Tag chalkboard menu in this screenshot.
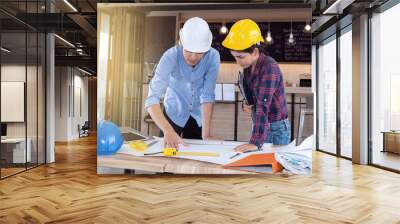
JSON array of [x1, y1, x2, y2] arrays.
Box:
[[208, 22, 311, 62]]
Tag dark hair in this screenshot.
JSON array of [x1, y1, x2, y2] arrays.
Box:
[[239, 42, 269, 56]]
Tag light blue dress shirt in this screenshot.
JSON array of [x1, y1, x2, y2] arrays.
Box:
[[145, 45, 220, 127]]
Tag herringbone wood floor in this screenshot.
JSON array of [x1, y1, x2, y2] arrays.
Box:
[[1, 135, 400, 224]]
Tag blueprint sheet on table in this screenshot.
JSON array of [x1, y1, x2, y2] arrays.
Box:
[[117, 136, 313, 168]]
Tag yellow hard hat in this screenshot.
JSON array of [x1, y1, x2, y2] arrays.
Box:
[[222, 19, 264, 51]]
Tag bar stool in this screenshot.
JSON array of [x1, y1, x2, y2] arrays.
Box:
[[296, 96, 314, 146], [143, 114, 155, 136]]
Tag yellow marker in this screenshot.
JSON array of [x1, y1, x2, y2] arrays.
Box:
[[163, 148, 219, 157], [128, 140, 148, 151]]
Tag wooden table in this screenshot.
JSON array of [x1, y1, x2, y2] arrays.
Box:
[[98, 154, 253, 174], [381, 131, 400, 154], [1, 138, 32, 164]]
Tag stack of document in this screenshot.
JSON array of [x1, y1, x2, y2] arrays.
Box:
[[274, 149, 312, 175]]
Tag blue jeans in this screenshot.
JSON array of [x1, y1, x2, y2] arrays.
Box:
[[266, 118, 291, 145]]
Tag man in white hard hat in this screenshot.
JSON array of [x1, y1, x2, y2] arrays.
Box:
[[145, 17, 220, 148]]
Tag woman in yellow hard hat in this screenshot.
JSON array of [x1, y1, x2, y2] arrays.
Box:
[[222, 19, 290, 152]]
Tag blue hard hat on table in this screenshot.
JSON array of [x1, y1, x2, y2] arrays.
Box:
[[97, 120, 123, 156]]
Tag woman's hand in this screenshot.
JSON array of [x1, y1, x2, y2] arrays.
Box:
[[242, 103, 253, 115], [234, 143, 258, 152]]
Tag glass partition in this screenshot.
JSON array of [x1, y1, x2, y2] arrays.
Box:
[[317, 35, 337, 155], [339, 27, 352, 158], [1, 30, 28, 178], [0, 1, 46, 179], [370, 3, 400, 171]]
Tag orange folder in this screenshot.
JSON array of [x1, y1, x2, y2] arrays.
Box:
[[223, 153, 283, 173]]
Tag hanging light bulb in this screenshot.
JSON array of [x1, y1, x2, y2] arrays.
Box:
[[265, 22, 273, 44], [304, 22, 311, 32], [288, 20, 296, 46], [266, 31, 273, 43], [220, 23, 228, 35], [288, 33, 295, 44]]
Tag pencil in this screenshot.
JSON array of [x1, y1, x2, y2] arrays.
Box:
[[229, 153, 241, 159]]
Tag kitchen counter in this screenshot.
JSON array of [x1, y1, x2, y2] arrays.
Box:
[[285, 87, 313, 94], [285, 87, 313, 141]]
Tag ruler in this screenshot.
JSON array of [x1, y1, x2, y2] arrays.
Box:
[[145, 148, 219, 157], [174, 151, 219, 157]]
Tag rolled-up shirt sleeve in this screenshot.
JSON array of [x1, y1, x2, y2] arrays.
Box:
[[145, 51, 175, 109], [200, 50, 220, 104]]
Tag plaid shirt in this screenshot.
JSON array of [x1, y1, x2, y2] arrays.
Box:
[[243, 53, 288, 148]]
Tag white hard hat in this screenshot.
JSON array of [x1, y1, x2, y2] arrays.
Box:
[[179, 17, 212, 53]]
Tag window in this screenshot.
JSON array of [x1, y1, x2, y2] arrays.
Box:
[[317, 36, 337, 154], [0, 2, 46, 179], [370, 3, 400, 171], [339, 27, 352, 158]]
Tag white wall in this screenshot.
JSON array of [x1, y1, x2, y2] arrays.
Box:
[[1, 64, 26, 81], [55, 67, 68, 141], [1, 82, 25, 122], [1, 65, 32, 137], [72, 73, 89, 138], [55, 67, 89, 141]]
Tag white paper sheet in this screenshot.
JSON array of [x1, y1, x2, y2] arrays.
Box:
[[117, 136, 314, 168], [275, 149, 312, 174], [117, 137, 240, 165]]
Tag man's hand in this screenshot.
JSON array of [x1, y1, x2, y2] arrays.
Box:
[[242, 103, 253, 115], [234, 143, 258, 152], [147, 104, 186, 149], [163, 128, 184, 149]]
